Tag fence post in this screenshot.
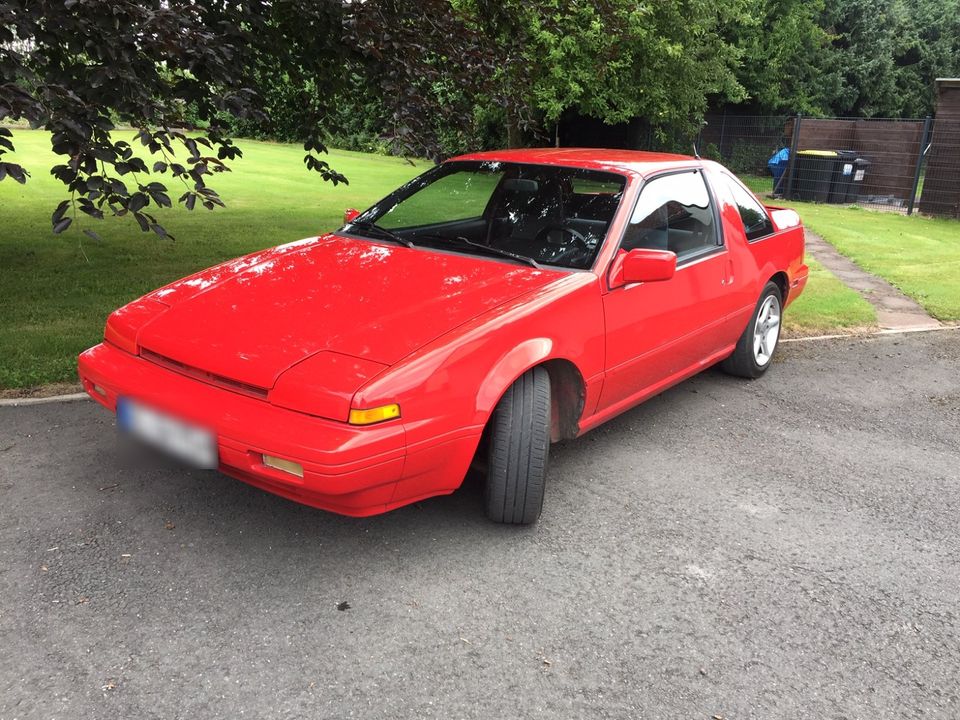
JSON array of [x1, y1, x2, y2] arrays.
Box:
[[784, 113, 802, 199], [907, 115, 933, 215], [718, 109, 727, 159]]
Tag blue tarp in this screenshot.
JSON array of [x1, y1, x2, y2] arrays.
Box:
[[768, 148, 790, 183]]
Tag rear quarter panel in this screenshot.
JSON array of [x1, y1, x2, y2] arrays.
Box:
[[704, 165, 807, 318], [763, 208, 808, 307]]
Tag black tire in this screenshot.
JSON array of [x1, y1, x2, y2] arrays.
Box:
[[721, 281, 783, 379], [484, 366, 551, 525]]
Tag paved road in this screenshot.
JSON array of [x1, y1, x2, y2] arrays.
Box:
[[2, 331, 959, 719]]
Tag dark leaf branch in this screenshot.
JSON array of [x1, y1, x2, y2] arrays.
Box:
[[0, 124, 28, 183], [1, 0, 350, 239], [2, 0, 512, 238], [40, 121, 248, 238], [344, 0, 498, 162]]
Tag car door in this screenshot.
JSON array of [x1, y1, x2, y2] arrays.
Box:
[[597, 169, 733, 413]]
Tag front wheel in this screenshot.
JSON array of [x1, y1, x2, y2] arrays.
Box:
[[484, 367, 551, 525], [721, 282, 783, 379]]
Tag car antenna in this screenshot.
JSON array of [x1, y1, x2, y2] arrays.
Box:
[[692, 119, 706, 160]]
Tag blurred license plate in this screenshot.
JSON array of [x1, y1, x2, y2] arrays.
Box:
[[116, 397, 218, 469]]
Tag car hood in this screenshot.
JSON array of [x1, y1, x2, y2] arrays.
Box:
[[137, 234, 562, 389]]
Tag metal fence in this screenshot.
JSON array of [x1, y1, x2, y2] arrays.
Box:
[[558, 111, 960, 217], [688, 114, 960, 217]]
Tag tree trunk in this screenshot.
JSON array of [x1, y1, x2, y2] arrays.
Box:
[[506, 112, 523, 148]]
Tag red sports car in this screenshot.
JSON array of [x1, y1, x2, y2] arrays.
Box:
[[79, 149, 807, 523]]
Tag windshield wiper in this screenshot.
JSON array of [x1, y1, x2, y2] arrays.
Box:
[[346, 220, 414, 248], [415, 233, 541, 269]]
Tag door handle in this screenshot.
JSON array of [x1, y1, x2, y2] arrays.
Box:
[[722, 258, 735, 286]]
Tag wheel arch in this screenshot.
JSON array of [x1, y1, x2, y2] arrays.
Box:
[[477, 339, 587, 443], [769, 270, 789, 304], [540, 358, 586, 442]]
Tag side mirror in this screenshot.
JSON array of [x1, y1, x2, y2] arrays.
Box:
[[611, 248, 677, 287], [343, 208, 360, 224]]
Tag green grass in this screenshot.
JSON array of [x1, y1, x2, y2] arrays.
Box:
[[0, 129, 430, 388], [742, 172, 960, 322], [739, 173, 777, 196], [782, 204, 960, 321], [783, 256, 876, 333]]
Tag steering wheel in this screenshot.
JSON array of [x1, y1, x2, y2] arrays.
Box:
[[534, 224, 590, 251]]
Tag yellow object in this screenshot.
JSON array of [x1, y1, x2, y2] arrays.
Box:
[[348, 403, 401, 425], [262, 454, 304, 478], [798, 150, 839, 157]]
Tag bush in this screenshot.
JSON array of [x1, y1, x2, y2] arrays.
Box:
[[727, 141, 777, 175]]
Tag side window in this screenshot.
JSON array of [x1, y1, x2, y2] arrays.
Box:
[[720, 174, 774, 241], [620, 171, 718, 261]]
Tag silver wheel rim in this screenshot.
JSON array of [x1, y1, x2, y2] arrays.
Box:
[[753, 295, 781, 367]]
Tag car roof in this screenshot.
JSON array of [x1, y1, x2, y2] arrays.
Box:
[[448, 147, 703, 178]]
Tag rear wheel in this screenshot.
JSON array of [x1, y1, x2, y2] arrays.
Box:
[[484, 367, 551, 525], [721, 282, 783, 379]]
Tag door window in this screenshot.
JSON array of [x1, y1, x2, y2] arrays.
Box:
[[620, 171, 719, 262]]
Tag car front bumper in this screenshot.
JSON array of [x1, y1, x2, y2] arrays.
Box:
[[78, 342, 418, 516]]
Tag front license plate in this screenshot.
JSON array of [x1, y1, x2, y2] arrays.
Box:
[[117, 397, 218, 469]]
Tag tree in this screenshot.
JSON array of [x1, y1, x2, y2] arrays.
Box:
[[466, 0, 748, 145], [815, 0, 959, 117], [725, 0, 839, 116], [819, 0, 912, 117], [891, 0, 960, 116], [0, 0, 494, 239]]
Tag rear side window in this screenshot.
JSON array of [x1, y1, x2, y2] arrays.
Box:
[[620, 170, 719, 262], [719, 174, 774, 241]]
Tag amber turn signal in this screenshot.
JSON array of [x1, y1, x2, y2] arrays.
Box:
[[348, 404, 400, 425]]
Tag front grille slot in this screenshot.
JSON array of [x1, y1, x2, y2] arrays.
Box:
[[141, 349, 269, 400]]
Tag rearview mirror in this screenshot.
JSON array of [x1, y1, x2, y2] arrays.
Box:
[[343, 208, 360, 224], [612, 248, 677, 287], [502, 178, 539, 193]]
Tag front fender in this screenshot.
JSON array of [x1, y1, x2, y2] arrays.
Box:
[[355, 272, 604, 450], [476, 338, 554, 417]]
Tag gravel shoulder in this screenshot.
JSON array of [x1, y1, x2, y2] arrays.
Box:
[[2, 331, 959, 719]]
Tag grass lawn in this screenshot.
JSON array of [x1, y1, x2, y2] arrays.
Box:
[[783, 256, 876, 334], [787, 204, 960, 322], [743, 173, 960, 323], [0, 130, 431, 388], [0, 134, 884, 389]]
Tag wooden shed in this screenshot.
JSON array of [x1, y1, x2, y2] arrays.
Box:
[[919, 79, 960, 218]]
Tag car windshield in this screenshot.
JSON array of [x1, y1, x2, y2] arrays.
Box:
[[344, 161, 627, 270]]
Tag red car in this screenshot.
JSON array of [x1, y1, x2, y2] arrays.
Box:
[[79, 149, 807, 524]]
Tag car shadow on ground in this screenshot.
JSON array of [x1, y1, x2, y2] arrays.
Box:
[[88, 365, 747, 565]]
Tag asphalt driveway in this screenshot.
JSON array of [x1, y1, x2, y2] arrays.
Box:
[[2, 331, 959, 719]]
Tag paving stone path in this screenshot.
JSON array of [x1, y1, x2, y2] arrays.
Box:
[[804, 229, 942, 331]]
